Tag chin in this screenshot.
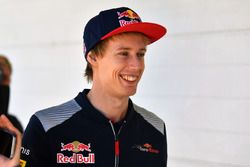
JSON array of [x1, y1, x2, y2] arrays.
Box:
[[124, 88, 137, 97]]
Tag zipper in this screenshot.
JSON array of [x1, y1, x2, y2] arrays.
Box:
[[109, 120, 126, 167]]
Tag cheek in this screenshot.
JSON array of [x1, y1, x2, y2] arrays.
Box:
[[98, 61, 120, 81]]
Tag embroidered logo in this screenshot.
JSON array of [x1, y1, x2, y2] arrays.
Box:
[[133, 143, 160, 154], [57, 141, 95, 164], [117, 9, 141, 27]]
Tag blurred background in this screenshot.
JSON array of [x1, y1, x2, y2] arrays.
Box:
[[0, 0, 250, 166]]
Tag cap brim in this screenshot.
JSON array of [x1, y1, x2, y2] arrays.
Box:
[[101, 22, 167, 44]]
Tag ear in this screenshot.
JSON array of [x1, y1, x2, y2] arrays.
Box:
[[86, 51, 97, 66]]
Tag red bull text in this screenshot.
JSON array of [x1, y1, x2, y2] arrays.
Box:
[[57, 153, 95, 164], [119, 19, 140, 27], [57, 141, 95, 164]]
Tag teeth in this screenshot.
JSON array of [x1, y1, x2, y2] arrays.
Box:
[[121, 75, 137, 81]]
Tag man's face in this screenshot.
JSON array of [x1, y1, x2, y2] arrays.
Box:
[[93, 33, 149, 98]]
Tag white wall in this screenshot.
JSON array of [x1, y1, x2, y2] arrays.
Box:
[[1, 0, 250, 167]]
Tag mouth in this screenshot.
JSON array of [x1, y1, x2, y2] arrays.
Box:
[[120, 74, 138, 82]]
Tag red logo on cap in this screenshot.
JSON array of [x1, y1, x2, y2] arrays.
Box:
[[117, 10, 140, 20], [117, 10, 141, 27]]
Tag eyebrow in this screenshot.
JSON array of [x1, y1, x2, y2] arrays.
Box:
[[117, 47, 147, 52]]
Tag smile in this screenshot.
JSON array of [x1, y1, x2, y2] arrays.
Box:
[[120, 74, 138, 82]]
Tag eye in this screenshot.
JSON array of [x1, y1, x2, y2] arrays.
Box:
[[118, 51, 129, 57], [137, 52, 145, 58]]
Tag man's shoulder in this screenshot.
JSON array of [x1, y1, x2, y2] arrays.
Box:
[[133, 103, 165, 135], [34, 99, 82, 132]]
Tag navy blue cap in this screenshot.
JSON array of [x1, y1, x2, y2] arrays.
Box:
[[83, 7, 167, 58]]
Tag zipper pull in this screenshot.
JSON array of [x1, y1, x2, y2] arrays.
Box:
[[115, 140, 120, 156]]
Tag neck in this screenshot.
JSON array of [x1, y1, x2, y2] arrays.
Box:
[[87, 86, 129, 123]]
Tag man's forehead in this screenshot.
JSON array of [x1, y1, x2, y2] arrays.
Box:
[[111, 32, 149, 40], [107, 32, 150, 46]]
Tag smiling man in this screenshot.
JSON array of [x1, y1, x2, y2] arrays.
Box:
[[21, 7, 167, 167]]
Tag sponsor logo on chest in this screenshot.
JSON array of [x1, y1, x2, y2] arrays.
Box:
[[132, 143, 160, 154], [57, 141, 95, 164]]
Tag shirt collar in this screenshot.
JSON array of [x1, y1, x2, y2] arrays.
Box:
[[74, 89, 135, 125]]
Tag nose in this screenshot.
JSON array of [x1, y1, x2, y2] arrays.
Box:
[[128, 55, 144, 71]]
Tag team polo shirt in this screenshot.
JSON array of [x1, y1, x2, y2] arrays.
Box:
[[20, 89, 167, 167]]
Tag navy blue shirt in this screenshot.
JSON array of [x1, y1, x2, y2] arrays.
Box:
[[20, 89, 167, 167]]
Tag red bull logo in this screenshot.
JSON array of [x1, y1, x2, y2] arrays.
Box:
[[58, 141, 95, 164], [117, 10, 140, 20], [117, 10, 141, 27], [61, 141, 91, 152]]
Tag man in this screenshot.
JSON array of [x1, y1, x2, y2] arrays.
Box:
[[0, 55, 23, 133], [21, 7, 167, 167]]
